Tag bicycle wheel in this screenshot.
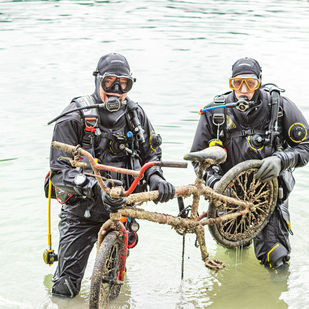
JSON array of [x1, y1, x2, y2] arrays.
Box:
[[208, 160, 278, 248], [89, 231, 122, 309]]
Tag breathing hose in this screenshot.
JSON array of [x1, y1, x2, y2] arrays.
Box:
[[43, 172, 58, 266], [47, 177, 52, 250]]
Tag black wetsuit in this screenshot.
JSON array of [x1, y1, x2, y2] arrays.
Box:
[[50, 94, 164, 297], [191, 89, 309, 267]]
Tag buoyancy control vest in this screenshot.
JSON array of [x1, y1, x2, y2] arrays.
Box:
[[73, 95, 152, 155], [208, 85, 296, 202], [72, 95, 159, 192], [74, 95, 100, 154], [209, 85, 285, 154]]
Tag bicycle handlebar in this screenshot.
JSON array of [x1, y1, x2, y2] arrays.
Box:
[[159, 161, 188, 168], [51, 141, 188, 196]]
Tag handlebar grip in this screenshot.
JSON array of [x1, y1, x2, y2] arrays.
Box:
[[51, 141, 78, 154], [159, 161, 188, 168]]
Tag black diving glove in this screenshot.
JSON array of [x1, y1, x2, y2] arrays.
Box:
[[93, 180, 125, 213], [149, 174, 175, 204], [255, 156, 282, 182]]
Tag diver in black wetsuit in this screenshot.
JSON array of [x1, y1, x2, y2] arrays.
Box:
[[191, 57, 309, 268], [49, 53, 175, 297]]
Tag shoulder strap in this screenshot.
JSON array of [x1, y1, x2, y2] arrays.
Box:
[[262, 85, 284, 149], [125, 98, 145, 145], [210, 93, 228, 142], [212, 94, 226, 124], [73, 95, 98, 117], [71, 96, 101, 152]]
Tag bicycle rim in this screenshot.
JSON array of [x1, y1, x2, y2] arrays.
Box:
[[89, 231, 122, 309], [208, 160, 278, 248]]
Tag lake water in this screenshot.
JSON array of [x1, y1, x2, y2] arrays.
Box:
[[1, 0, 309, 308]]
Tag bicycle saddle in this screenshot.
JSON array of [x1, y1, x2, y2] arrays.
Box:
[[183, 146, 227, 165]]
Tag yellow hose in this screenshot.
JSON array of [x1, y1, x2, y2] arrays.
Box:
[[47, 173, 52, 250]]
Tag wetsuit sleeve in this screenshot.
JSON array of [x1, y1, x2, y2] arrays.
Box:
[[190, 103, 218, 175], [273, 97, 309, 170], [50, 103, 97, 196], [191, 106, 217, 151], [135, 105, 165, 182]]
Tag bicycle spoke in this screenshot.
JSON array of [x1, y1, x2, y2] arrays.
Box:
[[235, 176, 247, 200], [255, 203, 269, 214], [222, 218, 236, 234], [210, 165, 277, 244]]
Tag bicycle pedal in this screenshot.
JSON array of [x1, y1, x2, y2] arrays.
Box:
[[102, 278, 115, 284]]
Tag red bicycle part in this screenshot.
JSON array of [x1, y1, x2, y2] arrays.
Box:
[[117, 221, 128, 282]]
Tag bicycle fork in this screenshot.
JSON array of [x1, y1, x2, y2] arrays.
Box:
[[191, 190, 226, 272], [195, 221, 226, 271], [116, 220, 128, 284]]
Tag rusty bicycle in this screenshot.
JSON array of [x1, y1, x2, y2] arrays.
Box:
[[51, 141, 278, 308]]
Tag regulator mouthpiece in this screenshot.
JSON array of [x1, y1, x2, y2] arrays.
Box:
[[236, 96, 255, 112], [103, 96, 126, 112]]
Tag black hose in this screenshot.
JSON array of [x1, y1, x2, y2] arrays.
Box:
[[47, 104, 103, 125]]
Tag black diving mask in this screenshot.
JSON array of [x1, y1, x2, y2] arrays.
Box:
[[98, 73, 134, 94]]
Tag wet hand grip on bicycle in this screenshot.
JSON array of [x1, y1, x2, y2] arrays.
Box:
[[149, 174, 175, 204], [93, 180, 125, 213]]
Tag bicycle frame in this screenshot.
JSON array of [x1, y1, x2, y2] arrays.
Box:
[[50, 140, 280, 309], [52, 141, 256, 271]]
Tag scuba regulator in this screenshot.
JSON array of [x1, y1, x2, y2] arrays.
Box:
[[199, 84, 288, 151], [102, 96, 126, 113]]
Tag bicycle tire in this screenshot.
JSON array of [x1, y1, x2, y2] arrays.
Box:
[[89, 231, 122, 308], [208, 160, 278, 248]]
